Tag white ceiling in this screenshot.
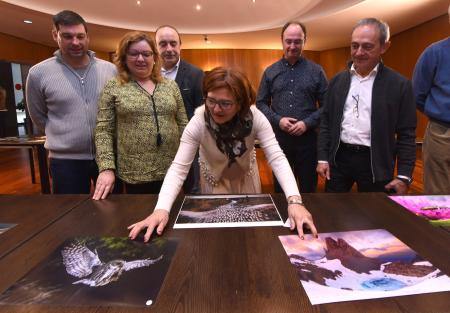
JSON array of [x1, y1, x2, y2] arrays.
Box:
[[0, 0, 448, 52]]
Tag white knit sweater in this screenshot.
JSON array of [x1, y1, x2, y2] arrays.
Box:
[[155, 105, 301, 212]]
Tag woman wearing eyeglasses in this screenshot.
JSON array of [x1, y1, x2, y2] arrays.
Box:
[[93, 31, 188, 199], [128, 67, 317, 241]]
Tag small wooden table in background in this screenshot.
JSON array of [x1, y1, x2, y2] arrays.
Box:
[[0, 136, 49, 193]]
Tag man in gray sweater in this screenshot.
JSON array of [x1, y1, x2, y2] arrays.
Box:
[[26, 10, 116, 194]]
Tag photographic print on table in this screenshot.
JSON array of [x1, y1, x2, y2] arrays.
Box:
[[0, 236, 178, 307], [389, 195, 450, 226], [279, 229, 450, 305], [0, 223, 16, 235], [174, 194, 283, 229]]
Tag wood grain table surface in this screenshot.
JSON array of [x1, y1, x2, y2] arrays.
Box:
[[0, 193, 448, 313], [0, 195, 89, 260]]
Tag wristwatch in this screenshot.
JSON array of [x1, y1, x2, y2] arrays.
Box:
[[288, 198, 304, 206], [396, 176, 412, 185]]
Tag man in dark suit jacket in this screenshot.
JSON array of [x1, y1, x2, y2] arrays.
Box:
[[155, 25, 204, 119], [156, 25, 204, 193]]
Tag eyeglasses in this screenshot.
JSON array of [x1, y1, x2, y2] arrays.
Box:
[[127, 50, 154, 58], [352, 94, 359, 118], [204, 97, 234, 110]]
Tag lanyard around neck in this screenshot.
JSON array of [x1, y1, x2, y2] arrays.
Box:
[[136, 81, 162, 147]]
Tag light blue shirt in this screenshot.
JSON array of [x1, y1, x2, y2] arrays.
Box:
[[161, 58, 180, 81]]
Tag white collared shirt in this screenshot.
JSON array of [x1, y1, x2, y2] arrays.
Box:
[[340, 64, 379, 147], [161, 58, 180, 80]]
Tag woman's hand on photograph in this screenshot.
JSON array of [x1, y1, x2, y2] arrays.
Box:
[[288, 204, 318, 239], [127, 209, 169, 242], [92, 169, 115, 200]]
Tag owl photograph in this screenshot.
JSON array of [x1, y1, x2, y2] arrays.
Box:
[[0, 236, 178, 307]]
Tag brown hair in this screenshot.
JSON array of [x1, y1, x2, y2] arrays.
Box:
[[53, 10, 87, 33], [203, 67, 255, 117], [114, 31, 162, 84], [281, 21, 307, 41]]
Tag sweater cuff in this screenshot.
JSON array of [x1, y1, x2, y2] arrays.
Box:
[[97, 160, 116, 172]]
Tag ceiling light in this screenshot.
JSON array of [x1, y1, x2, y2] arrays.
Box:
[[252, 0, 256, 3], [195, 4, 201, 10], [23, 20, 32, 24], [136, 0, 142, 6]]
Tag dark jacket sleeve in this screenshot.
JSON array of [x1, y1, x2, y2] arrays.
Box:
[[176, 61, 204, 119], [395, 79, 417, 178], [191, 67, 204, 111], [317, 76, 335, 162]]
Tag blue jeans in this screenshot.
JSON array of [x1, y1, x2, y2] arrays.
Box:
[[49, 158, 98, 194]]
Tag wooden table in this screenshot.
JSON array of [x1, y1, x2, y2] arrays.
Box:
[[0, 193, 448, 312], [0, 195, 89, 260], [0, 136, 50, 193]]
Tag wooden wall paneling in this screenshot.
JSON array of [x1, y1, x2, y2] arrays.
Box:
[[319, 47, 350, 79], [181, 49, 321, 92], [384, 14, 450, 78], [0, 33, 54, 65], [0, 33, 111, 64], [182, 49, 277, 90], [92, 50, 112, 61]]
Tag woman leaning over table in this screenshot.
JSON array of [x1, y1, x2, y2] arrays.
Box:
[[128, 67, 317, 241], [93, 31, 188, 199]]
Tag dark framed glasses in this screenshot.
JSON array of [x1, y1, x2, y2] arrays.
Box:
[[352, 94, 359, 118], [127, 50, 154, 59], [204, 97, 234, 110]]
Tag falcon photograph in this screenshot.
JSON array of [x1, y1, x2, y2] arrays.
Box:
[[0, 236, 178, 307], [174, 194, 283, 229]]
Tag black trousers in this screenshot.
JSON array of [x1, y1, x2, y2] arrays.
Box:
[[121, 180, 164, 194], [325, 144, 390, 192], [274, 131, 318, 193], [49, 158, 98, 194]]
